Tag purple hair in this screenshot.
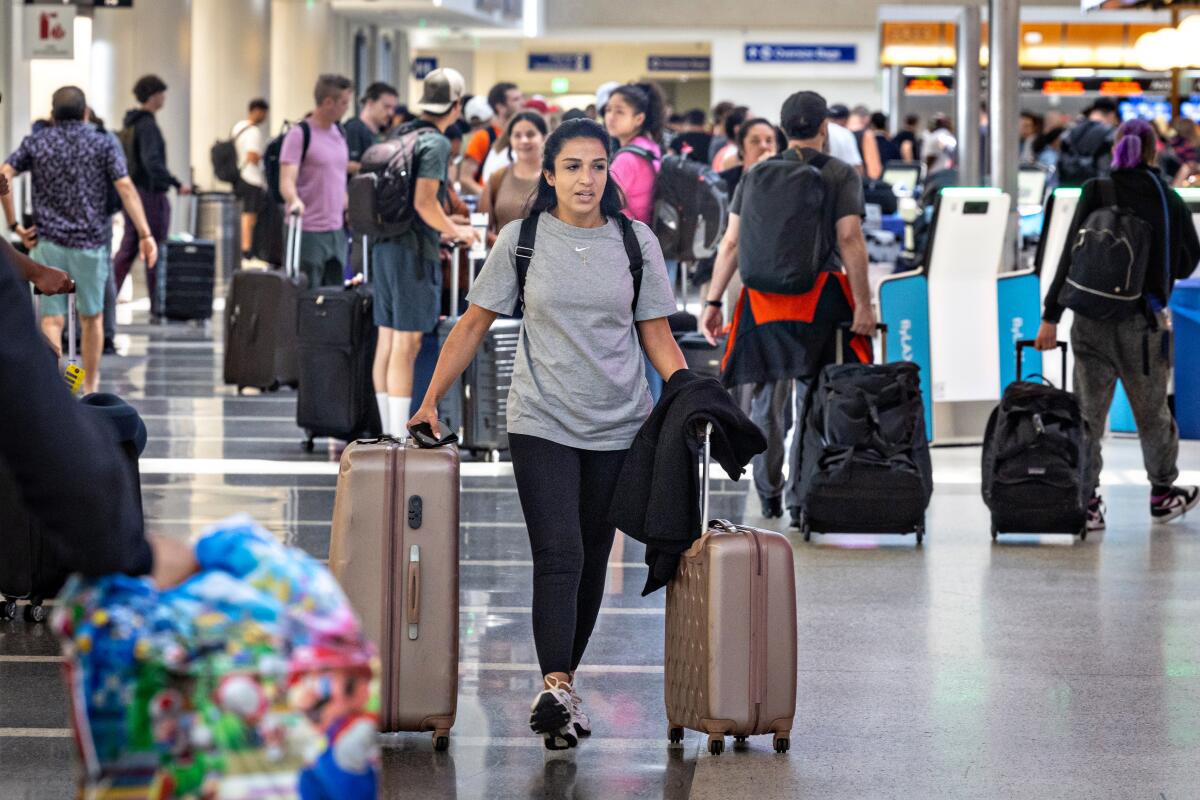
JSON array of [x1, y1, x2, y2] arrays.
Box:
[[1111, 118, 1156, 170]]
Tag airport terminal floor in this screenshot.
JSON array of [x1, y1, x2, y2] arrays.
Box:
[[2, 307, 1200, 799]]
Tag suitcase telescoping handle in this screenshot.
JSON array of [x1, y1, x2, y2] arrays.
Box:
[[33, 286, 83, 392], [1016, 339, 1069, 390], [361, 234, 370, 284], [836, 321, 889, 365], [284, 211, 302, 279], [700, 421, 712, 537]]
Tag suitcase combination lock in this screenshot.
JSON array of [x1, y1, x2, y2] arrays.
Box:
[[407, 495, 423, 529]]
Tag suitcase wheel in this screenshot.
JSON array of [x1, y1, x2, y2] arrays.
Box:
[[734, 735, 748, 746], [301, 435, 315, 453], [915, 523, 925, 546], [991, 524, 999, 542], [1079, 526, 1088, 542], [773, 734, 790, 754], [24, 603, 47, 624], [668, 726, 684, 745], [799, 512, 812, 542], [707, 736, 724, 756], [0, 599, 17, 621], [434, 735, 450, 752]]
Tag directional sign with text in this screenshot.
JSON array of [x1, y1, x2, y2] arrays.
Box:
[[412, 57, 438, 79], [647, 55, 711, 73], [744, 44, 857, 64], [528, 52, 591, 72]]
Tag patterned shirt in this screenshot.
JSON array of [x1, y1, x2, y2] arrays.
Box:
[[6, 121, 127, 250]]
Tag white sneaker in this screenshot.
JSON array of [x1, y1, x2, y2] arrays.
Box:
[[529, 676, 577, 750], [568, 682, 591, 738]]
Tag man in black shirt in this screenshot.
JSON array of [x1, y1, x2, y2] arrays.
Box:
[[668, 109, 713, 164], [346, 82, 399, 175]]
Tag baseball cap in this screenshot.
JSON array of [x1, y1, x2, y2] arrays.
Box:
[[780, 91, 831, 139], [827, 103, 850, 120], [417, 68, 466, 115], [463, 95, 494, 124]]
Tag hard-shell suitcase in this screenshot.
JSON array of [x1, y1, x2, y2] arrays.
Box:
[[665, 424, 797, 756], [982, 340, 1092, 540], [156, 240, 216, 321], [224, 213, 306, 391], [795, 323, 933, 543], [438, 247, 519, 457], [674, 332, 724, 380], [296, 234, 380, 449], [328, 435, 459, 748]]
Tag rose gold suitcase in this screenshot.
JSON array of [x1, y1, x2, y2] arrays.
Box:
[[665, 425, 797, 755], [329, 436, 460, 750]]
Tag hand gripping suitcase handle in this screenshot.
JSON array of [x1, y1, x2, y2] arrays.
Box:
[[407, 544, 421, 640], [1016, 339, 1068, 390], [836, 321, 889, 365]]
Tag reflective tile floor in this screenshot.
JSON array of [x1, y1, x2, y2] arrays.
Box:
[[3, 314, 1200, 800]]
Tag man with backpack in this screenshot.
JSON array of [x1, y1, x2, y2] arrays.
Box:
[[346, 82, 399, 176], [370, 68, 478, 438], [700, 90, 876, 525], [2, 86, 158, 394], [226, 98, 269, 258], [1057, 99, 1119, 188], [460, 82, 524, 197], [114, 75, 190, 319], [279, 74, 353, 288]]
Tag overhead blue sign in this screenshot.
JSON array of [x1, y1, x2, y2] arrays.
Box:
[[744, 44, 857, 64], [412, 57, 438, 79], [647, 55, 711, 73], [528, 52, 591, 72]]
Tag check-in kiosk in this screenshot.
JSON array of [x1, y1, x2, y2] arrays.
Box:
[[878, 188, 1017, 443], [883, 161, 922, 201], [1018, 165, 1051, 245]]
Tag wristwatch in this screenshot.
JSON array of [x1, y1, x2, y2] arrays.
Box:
[[705, 299, 722, 309]]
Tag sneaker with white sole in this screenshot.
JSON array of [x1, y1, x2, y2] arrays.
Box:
[[529, 677, 577, 750], [1151, 485, 1200, 524], [567, 682, 591, 738], [1087, 494, 1106, 532]]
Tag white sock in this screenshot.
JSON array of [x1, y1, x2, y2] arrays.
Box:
[[375, 393, 390, 434], [388, 396, 411, 438]]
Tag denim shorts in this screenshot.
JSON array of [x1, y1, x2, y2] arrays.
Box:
[[372, 238, 441, 332], [32, 240, 110, 317]]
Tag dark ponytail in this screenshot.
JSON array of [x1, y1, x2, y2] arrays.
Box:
[[610, 82, 666, 144], [530, 118, 627, 219]]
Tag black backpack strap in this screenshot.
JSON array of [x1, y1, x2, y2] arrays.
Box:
[[299, 120, 311, 164], [513, 212, 540, 315], [1096, 178, 1117, 208], [616, 144, 657, 166], [617, 215, 644, 314], [806, 152, 832, 171]]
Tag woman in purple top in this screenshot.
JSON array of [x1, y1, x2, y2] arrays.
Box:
[[604, 83, 666, 225]]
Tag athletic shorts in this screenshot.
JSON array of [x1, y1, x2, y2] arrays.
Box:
[[372, 238, 441, 332], [234, 177, 267, 215], [32, 240, 110, 317]]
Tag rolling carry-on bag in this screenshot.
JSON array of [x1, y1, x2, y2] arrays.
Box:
[[224, 212, 306, 392], [328, 428, 460, 748], [795, 323, 933, 543], [156, 194, 215, 322], [296, 234, 381, 449], [665, 423, 797, 756], [982, 340, 1092, 540], [437, 246, 519, 458]]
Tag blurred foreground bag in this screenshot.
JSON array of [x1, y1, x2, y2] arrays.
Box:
[[55, 516, 379, 800]]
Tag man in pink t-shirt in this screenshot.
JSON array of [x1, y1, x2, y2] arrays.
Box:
[[280, 74, 352, 287]]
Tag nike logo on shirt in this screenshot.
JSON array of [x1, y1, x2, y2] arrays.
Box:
[[574, 247, 590, 252]]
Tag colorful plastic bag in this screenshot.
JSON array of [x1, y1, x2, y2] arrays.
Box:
[[54, 515, 379, 799]]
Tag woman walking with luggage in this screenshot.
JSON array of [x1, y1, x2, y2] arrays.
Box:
[[1037, 118, 1200, 530], [409, 119, 685, 750], [479, 111, 547, 247]]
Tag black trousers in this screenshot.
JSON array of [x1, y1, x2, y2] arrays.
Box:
[[508, 433, 629, 676]]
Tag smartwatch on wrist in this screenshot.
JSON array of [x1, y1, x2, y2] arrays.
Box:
[[705, 299, 722, 309]]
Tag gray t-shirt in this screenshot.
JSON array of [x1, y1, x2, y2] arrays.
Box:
[[467, 213, 677, 450]]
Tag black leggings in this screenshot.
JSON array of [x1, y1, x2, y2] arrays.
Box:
[[508, 433, 628, 676]]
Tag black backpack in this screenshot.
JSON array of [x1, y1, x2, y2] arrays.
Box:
[[651, 154, 729, 261], [211, 123, 253, 185], [862, 178, 898, 215], [982, 361, 1093, 537], [347, 120, 435, 238], [1058, 121, 1114, 187], [1057, 179, 1153, 321], [512, 211, 643, 316], [736, 149, 833, 295]]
